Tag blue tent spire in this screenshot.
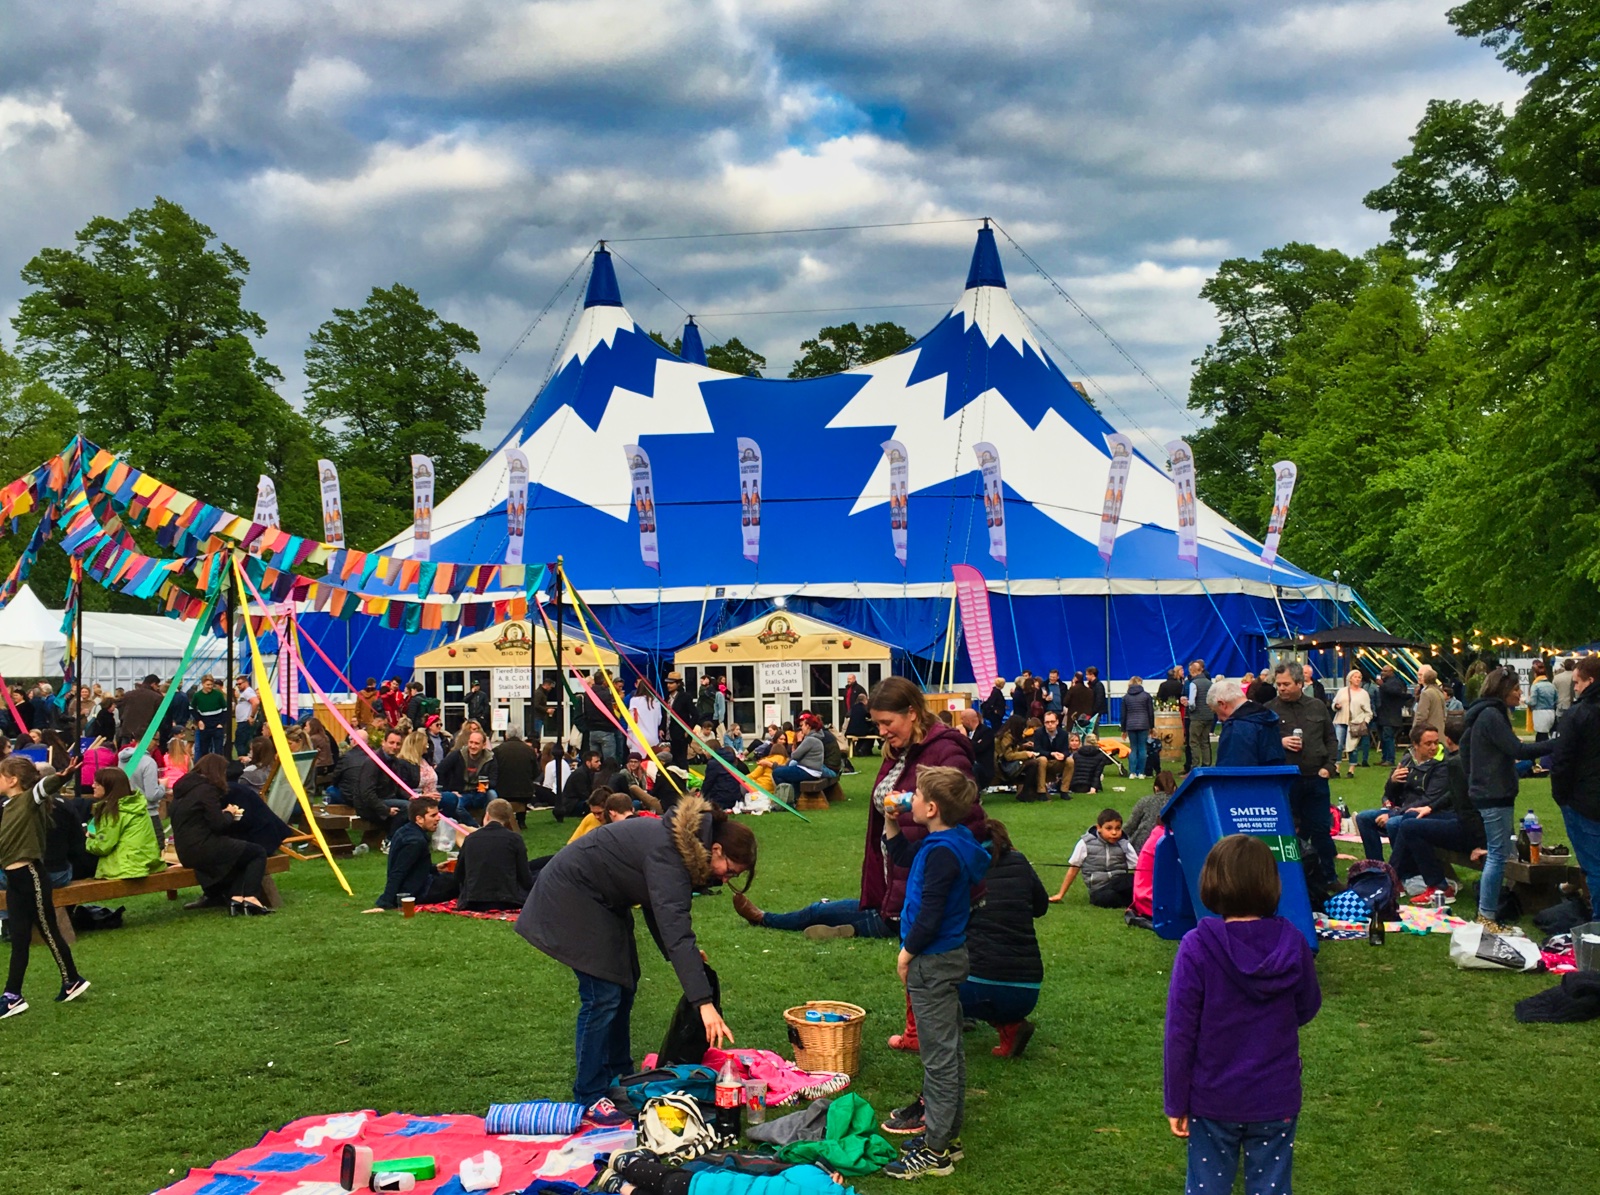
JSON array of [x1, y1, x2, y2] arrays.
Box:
[[680, 317, 707, 365], [965, 222, 1006, 290], [585, 245, 624, 308]]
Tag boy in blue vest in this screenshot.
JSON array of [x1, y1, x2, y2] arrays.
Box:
[[878, 765, 991, 1178]]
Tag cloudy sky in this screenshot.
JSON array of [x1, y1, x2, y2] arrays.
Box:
[[0, 0, 1519, 454]]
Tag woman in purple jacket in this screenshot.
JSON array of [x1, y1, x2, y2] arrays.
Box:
[[1164, 835, 1320, 1195]]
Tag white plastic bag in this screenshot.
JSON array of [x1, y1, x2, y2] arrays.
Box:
[[1449, 922, 1540, 971], [459, 1150, 502, 1192]]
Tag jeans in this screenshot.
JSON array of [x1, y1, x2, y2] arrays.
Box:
[[1388, 814, 1476, 888], [1478, 805, 1515, 921], [760, 898, 895, 938], [196, 723, 227, 760], [234, 721, 254, 758], [1355, 731, 1372, 766], [1355, 808, 1418, 861], [1186, 1116, 1297, 1195], [1335, 723, 1349, 759], [573, 970, 635, 1106], [906, 948, 968, 1152], [1379, 725, 1397, 765], [1288, 774, 1336, 889], [1560, 805, 1600, 916], [959, 979, 1039, 1026], [439, 789, 496, 822], [1127, 729, 1149, 777], [771, 765, 836, 789]]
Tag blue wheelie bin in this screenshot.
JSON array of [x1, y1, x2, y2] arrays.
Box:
[[1152, 765, 1317, 951]]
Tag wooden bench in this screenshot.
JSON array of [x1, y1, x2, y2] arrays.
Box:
[[0, 856, 294, 944], [318, 804, 386, 854], [1439, 848, 1584, 914]]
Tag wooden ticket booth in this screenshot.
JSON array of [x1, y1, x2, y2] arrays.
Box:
[[673, 612, 891, 732], [412, 620, 617, 738]]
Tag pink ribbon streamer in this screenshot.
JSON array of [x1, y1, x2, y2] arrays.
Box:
[[0, 666, 34, 738]]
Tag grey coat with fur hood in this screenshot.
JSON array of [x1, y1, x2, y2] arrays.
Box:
[[517, 793, 717, 1004]]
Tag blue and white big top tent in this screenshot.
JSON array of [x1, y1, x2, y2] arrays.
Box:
[[372, 226, 1340, 686]]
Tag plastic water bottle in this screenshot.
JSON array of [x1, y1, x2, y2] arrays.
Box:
[[1524, 810, 1543, 864]]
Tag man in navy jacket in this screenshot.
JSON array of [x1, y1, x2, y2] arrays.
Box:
[[1211, 678, 1288, 767]]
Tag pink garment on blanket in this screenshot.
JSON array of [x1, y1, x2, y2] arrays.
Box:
[[1542, 948, 1578, 974], [701, 1047, 840, 1103]]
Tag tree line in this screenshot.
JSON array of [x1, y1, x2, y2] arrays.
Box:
[[1185, 0, 1600, 647]]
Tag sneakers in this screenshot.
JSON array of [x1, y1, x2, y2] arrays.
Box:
[[0, 992, 27, 1019], [901, 1134, 963, 1162], [585, 1098, 631, 1128], [884, 1143, 956, 1179], [881, 1097, 926, 1135], [803, 924, 855, 941], [590, 1148, 648, 1192], [57, 978, 90, 1003]]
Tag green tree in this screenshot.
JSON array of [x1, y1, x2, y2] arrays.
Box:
[[304, 284, 488, 547], [11, 197, 314, 533], [1260, 256, 1473, 638], [0, 341, 85, 608], [1362, 0, 1600, 639], [788, 321, 914, 378], [1186, 244, 1367, 535]]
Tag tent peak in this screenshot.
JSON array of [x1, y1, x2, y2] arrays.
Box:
[[680, 316, 708, 365], [964, 225, 1007, 291], [584, 247, 624, 308]]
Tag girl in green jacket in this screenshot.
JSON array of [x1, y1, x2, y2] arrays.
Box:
[[86, 768, 164, 881]]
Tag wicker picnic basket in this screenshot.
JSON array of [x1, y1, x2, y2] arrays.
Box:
[[783, 1000, 867, 1076]]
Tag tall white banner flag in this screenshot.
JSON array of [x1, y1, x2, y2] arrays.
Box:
[[410, 454, 434, 562], [624, 444, 660, 571], [316, 459, 345, 547], [504, 448, 530, 565], [883, 439, 909, 566], [1261, 460, 1298, 566], [736, 437, 762, 565], [253, 475, 280, 529], [1098, 433, 1134, 564], [974, 441, 1007, 566], [1165, 439, 1199, 565]]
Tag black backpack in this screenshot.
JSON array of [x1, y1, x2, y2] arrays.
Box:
[[1345, 859, 1401, 920]]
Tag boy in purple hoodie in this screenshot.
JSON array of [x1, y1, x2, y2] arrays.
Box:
[[1164, 834, 1320, 1194]]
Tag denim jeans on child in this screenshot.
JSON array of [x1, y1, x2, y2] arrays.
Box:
[[759, 898, 894, 938], [1186, 1116, 1297, 1195], [572, 970, 635, 1107], [1477, 806, 1515, 920], [906, 947, 969, 1153]]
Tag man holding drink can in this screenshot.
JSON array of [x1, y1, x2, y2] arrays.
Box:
[[1268, 663, 1339, 891]]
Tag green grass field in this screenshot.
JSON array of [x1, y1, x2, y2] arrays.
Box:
[[2, 753, 1592, 1195]]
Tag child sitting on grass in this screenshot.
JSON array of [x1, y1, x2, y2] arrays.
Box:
[[1164, 835, 1320, 1195], [1051, 808, 1138, 906], [878, 765, 991, 1179]]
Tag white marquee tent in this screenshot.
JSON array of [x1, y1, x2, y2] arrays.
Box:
[[0, 585, 241, 689]]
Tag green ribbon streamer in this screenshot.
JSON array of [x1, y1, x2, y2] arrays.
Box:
[[120, 574, 224, 777]]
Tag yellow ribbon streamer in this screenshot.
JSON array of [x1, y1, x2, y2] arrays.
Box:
[[231, 554, 354, 895]]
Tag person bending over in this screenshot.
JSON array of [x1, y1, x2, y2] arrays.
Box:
[[1052, 808, 1138, 906], [456, 798, 533, 911], [369, 797, 459, 912]]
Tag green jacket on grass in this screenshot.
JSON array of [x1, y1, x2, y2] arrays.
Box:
[[86, 793, 166, 881]]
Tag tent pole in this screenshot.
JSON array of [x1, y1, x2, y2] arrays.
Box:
[[528, 584, 536, 740], [73, 558, 84, 748], [225, 557, 236, 758], [554, 557, 564, 740]]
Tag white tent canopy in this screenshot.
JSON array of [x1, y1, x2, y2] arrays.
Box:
[[0, 585, 241, 690]]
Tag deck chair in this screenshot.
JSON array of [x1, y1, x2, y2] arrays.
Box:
[[263, 749, 320, 857]]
